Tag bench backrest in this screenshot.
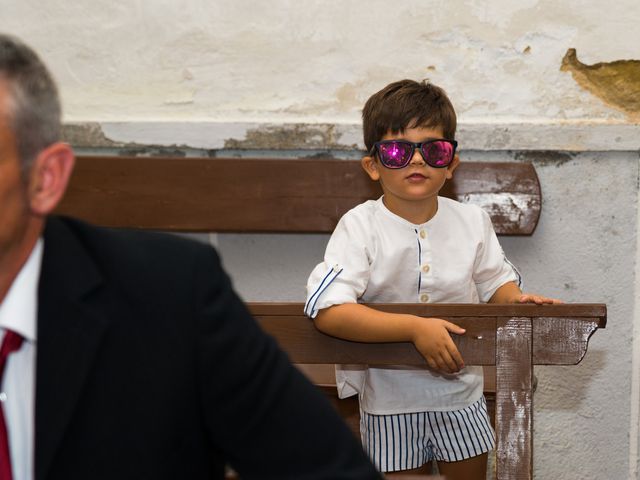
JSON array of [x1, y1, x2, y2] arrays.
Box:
[[56, 156, 540, 235]]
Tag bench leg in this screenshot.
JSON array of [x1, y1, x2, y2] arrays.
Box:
[[495, 317, 533, 480]]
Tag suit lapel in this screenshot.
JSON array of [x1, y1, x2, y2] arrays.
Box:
[[34, 217, 110, 480]]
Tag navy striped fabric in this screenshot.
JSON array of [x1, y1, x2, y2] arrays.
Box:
[[360, 396, 495, 472]]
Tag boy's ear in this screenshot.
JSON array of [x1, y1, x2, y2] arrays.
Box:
[[361, 155, 380, 181], [28, 142, 75, 217], [445, 154, 460, 180]]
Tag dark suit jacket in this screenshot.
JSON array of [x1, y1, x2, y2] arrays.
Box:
[[34, 216, 379, 480]]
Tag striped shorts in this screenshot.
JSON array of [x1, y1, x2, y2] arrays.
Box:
[[360, 396, 495, 472]]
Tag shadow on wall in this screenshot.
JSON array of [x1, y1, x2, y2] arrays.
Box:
[[561, 48, 640, 120]]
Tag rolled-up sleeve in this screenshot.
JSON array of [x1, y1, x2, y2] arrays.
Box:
[[305, 214, 372, 318]]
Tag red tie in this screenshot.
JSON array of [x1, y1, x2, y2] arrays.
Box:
[[0, 331, 23, 480]]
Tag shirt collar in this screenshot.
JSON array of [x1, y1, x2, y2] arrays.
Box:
[[376, 196, 443, 228], [0, 238, 43, 342]]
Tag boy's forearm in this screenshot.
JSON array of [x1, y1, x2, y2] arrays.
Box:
[[314, 303, 419, 343], [315, 303, 467, 373], [488, 281, 522, 303], [489, 281, 562, 304]]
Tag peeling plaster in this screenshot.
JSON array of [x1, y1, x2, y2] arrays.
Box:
[[223, 124, 360, 150], [514, 151, 576, 167], [63, 121, 640, 152], [63, 123, 126, 148], [561, 49, 640, 120], [63, 123, 195, 156]]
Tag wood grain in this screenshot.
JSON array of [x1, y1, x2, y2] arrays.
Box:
[[495, 317, 533, 480], [55, 156, 541, 234]]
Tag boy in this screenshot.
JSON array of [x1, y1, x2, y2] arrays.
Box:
[[304, 79, 558, 479]]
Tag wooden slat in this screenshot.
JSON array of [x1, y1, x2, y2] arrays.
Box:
[[532, 317, 602, 365], [256, 315, 496, 365], [250, 303, 606, 366], [496, 317, 533, 480], [55, 156, 541, 235], [249, 302, 607, 322]]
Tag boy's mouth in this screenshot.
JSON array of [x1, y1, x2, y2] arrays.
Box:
[[406, 173, 427, 180]]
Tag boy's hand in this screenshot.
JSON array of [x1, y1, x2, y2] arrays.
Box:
[[518, 293, 563, 305], [411, 317, 466, 374]]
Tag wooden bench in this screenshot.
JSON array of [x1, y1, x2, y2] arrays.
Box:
[[55, 155, 606, 479]]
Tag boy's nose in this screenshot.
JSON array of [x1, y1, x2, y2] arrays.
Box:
[[410, 149, 425, 165]]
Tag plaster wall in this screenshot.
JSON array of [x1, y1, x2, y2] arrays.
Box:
[[3, 0, 640, 125], [3, 1, 640, 478]]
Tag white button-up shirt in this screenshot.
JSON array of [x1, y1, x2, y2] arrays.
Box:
[[305, 197, 519, 414], [0, 238, 42, 480]]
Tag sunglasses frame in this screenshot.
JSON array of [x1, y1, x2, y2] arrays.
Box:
[[370, 139, 458, 169]]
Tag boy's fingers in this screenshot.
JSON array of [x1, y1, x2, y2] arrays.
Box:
[[519, 294, 563, 305], [446, 341, 465, 370], [426, 357, 438, 371], [443, 320, 466, 335], [437, 351, 458, 373]]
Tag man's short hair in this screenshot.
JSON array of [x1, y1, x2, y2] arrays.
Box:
[[0, 33, 61, 172], [362, 79, 457, 152]]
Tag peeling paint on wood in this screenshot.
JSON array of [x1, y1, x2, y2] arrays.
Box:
[[561, 48, 640, 119], [533, 317, 600, 364], [496, 317, 533, 480]]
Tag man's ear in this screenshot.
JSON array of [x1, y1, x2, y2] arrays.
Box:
[[445, 154, 460, 180], [361, 155, 380, 181], [28, 142, 75, 216]]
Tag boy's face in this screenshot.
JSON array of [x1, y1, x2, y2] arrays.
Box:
[[361, 125, 459, 215]]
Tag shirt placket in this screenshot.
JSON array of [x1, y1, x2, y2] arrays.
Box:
[[415, 227, 433, 303]]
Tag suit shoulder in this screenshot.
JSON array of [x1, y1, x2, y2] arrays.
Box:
[[53, 216, 218, 273]]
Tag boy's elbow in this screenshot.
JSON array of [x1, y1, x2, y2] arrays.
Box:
[[313, 307, 340, 335], [313, 309, 331, 332]]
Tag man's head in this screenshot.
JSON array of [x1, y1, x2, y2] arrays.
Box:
[[0, 34, 62, 175], [362, 79, 457, 152], [0, 34, 74, 293]]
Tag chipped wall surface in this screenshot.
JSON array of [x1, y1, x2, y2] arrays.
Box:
[[4, 1, 640, 479], [4, 0, 640, 151]]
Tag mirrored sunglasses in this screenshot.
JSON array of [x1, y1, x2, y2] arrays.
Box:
[[370, 139, 458, 169]]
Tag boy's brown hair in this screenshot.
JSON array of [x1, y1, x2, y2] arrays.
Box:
[[362, 79, 457, 152]]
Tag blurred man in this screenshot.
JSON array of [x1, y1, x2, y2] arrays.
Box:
[[0, 33, 380, 480]]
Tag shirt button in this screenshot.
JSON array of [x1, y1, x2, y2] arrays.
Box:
[[422, 264, 430, 273], [419, 230, 426, 239], [420, 294, 430, 303]]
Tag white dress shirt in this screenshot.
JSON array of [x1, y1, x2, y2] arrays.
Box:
[[0, 238, 42, 480], [305, 197, 519, 414]]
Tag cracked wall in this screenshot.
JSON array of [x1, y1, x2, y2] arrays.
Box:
[[4, 0, 640, 129]]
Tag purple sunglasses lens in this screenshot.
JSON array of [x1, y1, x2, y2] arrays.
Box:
[[378, 142, 412, 167], [423, 141, 453, 167]]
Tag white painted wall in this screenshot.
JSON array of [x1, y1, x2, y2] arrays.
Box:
[[4, 1, 640, 478], [4, 0, 640, 125]]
